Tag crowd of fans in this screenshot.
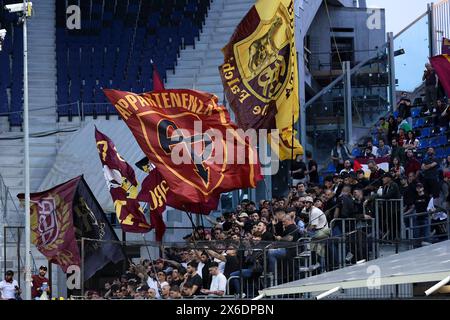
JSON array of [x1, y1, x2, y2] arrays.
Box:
[[80, 72, 450, 299], [12, 63, 443, 300]]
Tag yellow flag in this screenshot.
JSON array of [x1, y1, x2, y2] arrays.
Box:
[[269, 127, 304, 161]]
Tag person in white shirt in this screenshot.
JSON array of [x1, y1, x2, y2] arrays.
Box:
[[305, 198, 331, 270], [200, 262, 227, 296], [0, 270, 21, 300], [146, 273, 161, 299], [305, 197, 328, 233]]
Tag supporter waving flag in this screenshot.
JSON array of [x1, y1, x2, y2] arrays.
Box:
[[95, 128, 152, 233]]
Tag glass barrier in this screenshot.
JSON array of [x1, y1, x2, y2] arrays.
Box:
[[394, 14, 430, 93]]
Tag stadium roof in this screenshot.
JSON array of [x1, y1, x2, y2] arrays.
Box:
[[39, 120, 147, 212], [258, 240, 450, 297]]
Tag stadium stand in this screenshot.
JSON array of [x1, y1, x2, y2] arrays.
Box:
[[55, 0, 211, 118]]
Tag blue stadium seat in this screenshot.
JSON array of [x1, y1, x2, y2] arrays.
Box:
[[411, 107, 421, 118], [420, 127, 431, 138], [54, 0, 211, 116]]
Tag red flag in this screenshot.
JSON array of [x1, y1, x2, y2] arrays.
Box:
[[95, 128, 152, 233], [430, 54, 450, 97], [152, 62, 165, 91], [18, 176, 125, 276], [18, 177, 81, 272], [136, 157, 219, 214], [442, 38, 450, 55], [103, 88, 262, 214], [353, 159, 362, 172], [137, 168, 167, 241]]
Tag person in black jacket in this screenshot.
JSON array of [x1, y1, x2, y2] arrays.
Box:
[[368, 172, 402, 239]]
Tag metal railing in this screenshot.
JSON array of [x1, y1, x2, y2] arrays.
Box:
[[404, 209, 450, 245], [374, 198, 405, 242]]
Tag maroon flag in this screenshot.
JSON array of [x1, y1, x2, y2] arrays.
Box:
[[136, 157, 219, 214], [18, 177, 81, 272], [430, 54, 450, 97], [95, 128, 152, 233], [137, 168, 167, 241], [152, 61, 165, 91], [19, 176, 125, 277], [442, 37, 450, 55], [103, 88, 263, 215]]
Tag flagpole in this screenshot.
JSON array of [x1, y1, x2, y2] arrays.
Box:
[[290, 113, 294, 187], [23, 0, 32, 300]]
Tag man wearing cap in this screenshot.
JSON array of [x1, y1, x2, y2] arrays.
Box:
[[236, 212, 254, 233], [32, 265, 51, 299], [0, 270, 20, 300], [305, 197, 328, 235], [306, 198, 330, 269], [377, 172, 401, 200]]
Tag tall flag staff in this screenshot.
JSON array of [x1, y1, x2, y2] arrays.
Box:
[[21, 0, 33, 300]]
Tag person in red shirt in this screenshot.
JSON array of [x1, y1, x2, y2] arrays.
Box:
[[404, 149, 421, 177], [31, 266, 51, 299]]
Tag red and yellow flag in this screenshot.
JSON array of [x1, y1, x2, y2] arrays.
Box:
[[430, 54, 450, 97], [219, 0, 302, 160], [95, 128, 152, 233], [442, 37, 450, 55], [103, 89, 262, 214]]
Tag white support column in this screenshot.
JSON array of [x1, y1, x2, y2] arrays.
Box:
[[23, 0, 31, 301]]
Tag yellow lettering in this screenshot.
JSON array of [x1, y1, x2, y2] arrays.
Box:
[[152, 93, 163, 107], [170, 92, 181, 107], [136, 95, 149, 107], [181, 93, 188, 109], [96, 140, 108, 161], [205, 104, 213, 116], [239, 90, 251, 103], [230, 84, 240, 95], [125, 94, 139, 111], [161, 92, 170, 108], [227, 77, 240, 87], [188, 95, 197, 113], [115, 99, 131, 120]]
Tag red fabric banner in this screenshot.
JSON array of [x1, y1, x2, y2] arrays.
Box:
[[152, 62, 165, 91], [95, 128, 152, 233], [430, 54, 450, 97], [18, 177, 81, 272]]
